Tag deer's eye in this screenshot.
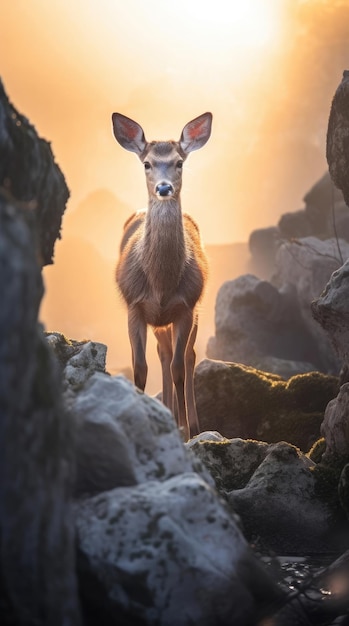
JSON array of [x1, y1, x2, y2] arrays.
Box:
[[176, 161, 183, 169], [144, 161, 151, 171]]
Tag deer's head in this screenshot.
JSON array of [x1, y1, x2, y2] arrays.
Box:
[[112, 112, 212, 201]]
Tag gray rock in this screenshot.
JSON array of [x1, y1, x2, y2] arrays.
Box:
[[312, 258, 349, 368], [228, 442, 334, 553], [69, 372, 209, 496], [207, 273, 321, 376], [46, 331, 107, 395], [320, 383, 349, 461], [190, 438, 334, 553], [326, 70, 349, 207], [0, 198, 81, 624], [274, 236, 349, 373], [75, 473, 277, 626]]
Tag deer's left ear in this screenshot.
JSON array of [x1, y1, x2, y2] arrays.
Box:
[[179, 112, 212, 154]]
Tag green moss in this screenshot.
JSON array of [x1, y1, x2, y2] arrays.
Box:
[[307, 437, 326, 463], [197, 362, 339, 452]]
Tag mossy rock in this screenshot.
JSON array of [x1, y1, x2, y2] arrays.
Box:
[[195, 359, 339, 452]]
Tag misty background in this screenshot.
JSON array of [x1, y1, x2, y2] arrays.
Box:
[[1, 0, 349, 393]]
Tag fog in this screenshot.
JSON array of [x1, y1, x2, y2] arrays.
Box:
[[2, 0, 349, 392]]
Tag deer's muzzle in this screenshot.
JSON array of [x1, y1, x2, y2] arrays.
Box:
[[155, 182, 174, 197]]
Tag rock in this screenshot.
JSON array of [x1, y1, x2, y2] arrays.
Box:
[[320, 383, 349, 461], [68, 372, 208, 496], [46, 331, 107, 395], [75, 473, 278, 626], [188, 436, 270, 494], [326, 70, 349, 207], [278, 208, 313, 239], [207, 273, 323, 376], [0, 79, 69, 265], [312, 258, 349, 368], [190, 437, 336, 553], [194, 359, 338, 451], [339, 463, 349, 518], [0, 197, 81, 624], [273, 236, 349, 374], [248, 226, 280, 279]]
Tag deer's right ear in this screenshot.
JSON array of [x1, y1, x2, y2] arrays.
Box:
[[112, 113, 146, 155]]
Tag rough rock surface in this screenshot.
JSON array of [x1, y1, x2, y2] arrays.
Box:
[[69, 372, 206, 496], [0, 79, 69, 265], [312, 257, 349, 369], [0, 197, 81, 625], [71, 373, 279, 624], [207, 236, 349, 377], [194, 358, 338, 451], [189, 434, 337, 553], [46, 332, 107, 397], [320, 383, 349, 462], [248, 171, 347, 279], [76, 474, 273, 626], [274, 236, 349, 373], [207, 273, 320, 377], [327, 69, 349, 207]]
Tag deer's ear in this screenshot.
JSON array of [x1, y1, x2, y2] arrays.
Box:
[[112, 113, 146, 154], [179, 112, 212, 154]]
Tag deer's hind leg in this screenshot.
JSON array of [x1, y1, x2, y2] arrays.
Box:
[[184, 315, 200, 438], [153, 325, 174, 413], [171, 309, 195, 440]]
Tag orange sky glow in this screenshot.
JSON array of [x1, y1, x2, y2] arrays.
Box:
[[1, 0, 348, 392]]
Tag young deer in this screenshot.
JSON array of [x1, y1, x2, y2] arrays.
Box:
[[112, 112, 212, 439]]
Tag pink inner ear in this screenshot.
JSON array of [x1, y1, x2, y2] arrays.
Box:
[[122, 120, 138, 140], [187, 119, 207, 139]]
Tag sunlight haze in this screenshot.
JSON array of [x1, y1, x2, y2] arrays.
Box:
[[2, 0, 348, 392]]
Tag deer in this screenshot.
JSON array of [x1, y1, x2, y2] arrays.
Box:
[[111, 111, 212, 440]]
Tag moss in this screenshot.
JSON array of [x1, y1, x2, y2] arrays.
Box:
[[307, 437, 326, 463], [311, 453, 349, 513], [197, 361, 339, 452]]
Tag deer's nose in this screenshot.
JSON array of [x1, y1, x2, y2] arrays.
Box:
[[155, 182, 174, 197]]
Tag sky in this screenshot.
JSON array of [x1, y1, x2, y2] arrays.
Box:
[[1, 0, 348, 392]]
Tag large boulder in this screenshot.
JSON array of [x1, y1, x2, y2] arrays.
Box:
[[76, 474, 276, 626], [70, 372, 278, 624], [207, 273, 320, 377], [0, 79, 69, 265], [194, 359, 338, 452], [189, 435, 340, 554], [0, 197, 81, 625]]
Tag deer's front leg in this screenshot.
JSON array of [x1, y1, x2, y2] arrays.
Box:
[[154, 325, 174, 413], [128, 305, 148, 391], [171, 309, 194, 440]]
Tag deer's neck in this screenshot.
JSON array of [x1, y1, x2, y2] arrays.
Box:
[[141, 198, 187, 300]]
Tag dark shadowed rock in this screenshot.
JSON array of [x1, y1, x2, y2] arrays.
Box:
[[327, 70, 349, 207], [189, 435, 339, 554], [207, 273, 323, 377], [0, 197, 81, 624], [195, 359, 339, 451], [0, 79, 69, 265]]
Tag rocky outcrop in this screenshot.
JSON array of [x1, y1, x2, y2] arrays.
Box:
[[189, 434, 337, 553], [194, 359, 338, 451], [0, 197, 81, 625], [327, 69, 349, 207], [312, 258, 349, 463], [208, 238, 349, 377], [248, 171, 348, 279], [0, 79, 69, 264], [71, 372, 278, 625]]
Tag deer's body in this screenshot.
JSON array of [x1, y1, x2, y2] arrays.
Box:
[[112, 112, 212, 439]]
